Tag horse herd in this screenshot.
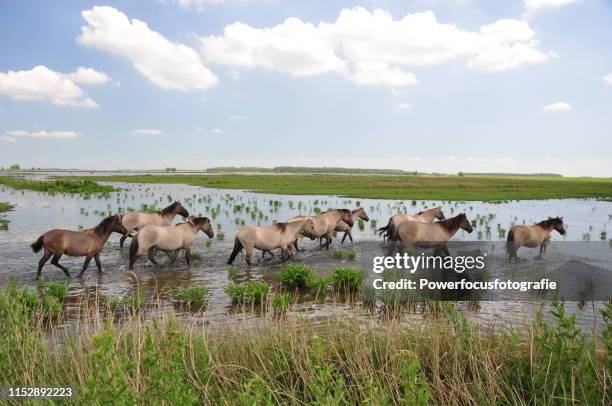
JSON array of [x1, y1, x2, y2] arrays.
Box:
[[30, 201, 566, 279]]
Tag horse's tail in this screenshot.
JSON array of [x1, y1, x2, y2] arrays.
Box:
[[129, 236, 139, 270], [227, 236, 243, 265], [31, 235, 44, 253], [506, 229, 515, 259], [377, 218, 392, 236]]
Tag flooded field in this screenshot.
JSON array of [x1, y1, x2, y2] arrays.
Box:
[[1, 179, 610, 330]]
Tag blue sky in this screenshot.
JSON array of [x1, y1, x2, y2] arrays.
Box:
[[0, 0, 611, 176]]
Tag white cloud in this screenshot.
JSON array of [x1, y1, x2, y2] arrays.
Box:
[[210, 128, 225, 134], [2, 130, 80, 142], [174, 0, 226, 12], [200, 8, 553, 87], [524, 0, 582, 14], [0, 65, 99, 107], [66, 67, 110, 84], [229, 115, 248, 120], [541, 101, 572, 111], [133, 128, 163, 136], [603, 73, 612, 86], [77, 6, 218, 91], [394, 102, 412, 111]]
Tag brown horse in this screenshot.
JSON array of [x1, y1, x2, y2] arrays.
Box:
[[397, 213, 473, 253], [290, 209, 354, 251], [119, 201, 189, 247], [129, 216, 214, 270], [31, 215, 127, 279], [334, 207, 369, 244], [506, 217, 565, 262], [378, 207, 445, 241]]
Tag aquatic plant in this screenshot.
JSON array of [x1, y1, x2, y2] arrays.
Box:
[[279, 264, 313, 289], [330, 267, 366, 291], [224, 281, 270, 305], [173, 285, 208, 306], [333, 250, 343, 259]]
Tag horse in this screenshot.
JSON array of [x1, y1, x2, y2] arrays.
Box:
[[290, 209, 354, 251], [228, 218, 315, 265], [31, 214, 127, 279], [396, 213, 473, 255], [333, 207, 369, 244], [119, 201, 189, 247], [378, 207, 445, 241], [128, 216, 214, 270], [506, 217, 565, 262]]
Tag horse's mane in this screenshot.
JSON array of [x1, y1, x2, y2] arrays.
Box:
[[93, 215, 117, 236], [351, 207, 363, 214], [160, 202, 179, 215], [437, 214, 466, 231], [192, 217, 210, 226], [320, 208, 351, 215], [417, 207, 438, 215], [273, 222, 288, 232], [537, 217, 562, 228]]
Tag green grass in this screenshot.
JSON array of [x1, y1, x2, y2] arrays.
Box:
[[63, 173, 612, 200], [279, 264, 313, 289], [224, 281, 270, 305], [0, 202, 15, 213], [331, 267, 367, 291], [0, 176, 115, 195], [173, 285, 209, 306], [0, 281, 608, 404]]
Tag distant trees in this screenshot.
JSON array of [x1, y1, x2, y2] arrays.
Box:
[[9, 164, 20, 170], [165, 167, 177, 173]]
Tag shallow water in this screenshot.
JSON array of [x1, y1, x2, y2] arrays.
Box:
[[0, 179, 610, 330]]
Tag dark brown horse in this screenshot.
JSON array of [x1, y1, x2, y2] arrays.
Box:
[[31, 215, 127, 278]]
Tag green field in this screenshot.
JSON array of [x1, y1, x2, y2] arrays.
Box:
[[0, 176, 115, 195], [68, 174, 612, 201]]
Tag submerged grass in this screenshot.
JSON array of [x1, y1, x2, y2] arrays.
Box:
[[0, 202, 15, 213], [0, 176, 115, 195], [68, 173, 612, 201], [0, 281, 608, 404]]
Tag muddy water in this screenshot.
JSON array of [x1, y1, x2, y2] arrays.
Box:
[[0, 181, 610, 330]]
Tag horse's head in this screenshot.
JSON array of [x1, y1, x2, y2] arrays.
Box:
[[300, 218, 316, 237], [552, 217, 566, 235], [457, 213, 473, 233], [173, 201, 190, 218], [433, 207, 446, 220], [339, 209, 353, 227], [355, 207, 369, 221], [189, 216, 214, 238], [111, 214, 128, 235]]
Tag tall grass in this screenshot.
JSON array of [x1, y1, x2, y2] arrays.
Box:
[[0, 281, 609, 404], [0, 176, 115, 195]]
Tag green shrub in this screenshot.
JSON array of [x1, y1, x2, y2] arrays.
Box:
[[45, 281, 68, 301], [272, 293, 292, 313], [224, 281, 270, 305], [306, 275, 329, 293], [331, 267, 366, 291], [333, 250, 343, 259]]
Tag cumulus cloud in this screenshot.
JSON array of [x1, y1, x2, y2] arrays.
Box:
[[77, 6, 218, 91], [66, 67, 110, 84], [133, 129, 163, 136], [0, 65, 102, 107], [603, 73, 612, 86], [174, 0, 226, 12], [524, 0, 582, 14], [200, 8, 553, 87], [2, 130, 80, 142], [541, 101, 572, 111]]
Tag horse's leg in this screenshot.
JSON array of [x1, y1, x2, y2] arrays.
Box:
[[94, 254, 102, 273], [185, 248, 191, 265], [245, 246, 253, 266], [168, 250, 179, 265], [147, 247, 160, 265], [442, 245, 451, 257], [538, 243, 545, 260], [293, 239, 302, 252], [37, 249, 52, 279], [325, 233, 332, 250], [51, 254, 71, 278], [76, 256, 93, 278]]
